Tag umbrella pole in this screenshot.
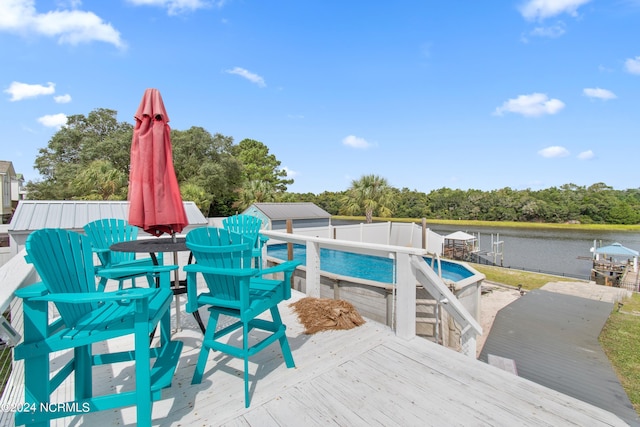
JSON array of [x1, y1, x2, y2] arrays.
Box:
[[171, 231, 182, 332]]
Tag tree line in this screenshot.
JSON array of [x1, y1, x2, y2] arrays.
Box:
[[26, 108, 640, 225]]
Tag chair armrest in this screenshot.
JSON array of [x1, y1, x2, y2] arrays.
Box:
[[184, 264, 258, 277], [31, 288, 156, 303], [15, 282, 49, 299], [92, 248, 110, 254], [98, 264, 177, 278], [258, 260, 301, 276]]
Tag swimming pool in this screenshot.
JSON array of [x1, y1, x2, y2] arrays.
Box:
[[267, 243, 474, 283]]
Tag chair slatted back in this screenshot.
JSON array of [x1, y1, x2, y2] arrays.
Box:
[[84, 218, 139, 266], [24, 229, 97, 326], [186, 227, 255, 306], [222, 214, 262, 249]]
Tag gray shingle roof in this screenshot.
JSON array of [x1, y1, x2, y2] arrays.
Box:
[[0, 160, 15, 174], [9, 200, 207, 232], [248, 202, 330, 221]]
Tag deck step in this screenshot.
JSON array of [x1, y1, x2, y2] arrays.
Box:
[[416, 299, 437, 305], [416, 317, 437, 324], [487, 354, 518, 376]]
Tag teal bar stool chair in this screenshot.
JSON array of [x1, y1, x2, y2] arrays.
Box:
[[222, 214, 268, 268], [184, 227, 300, 407], [14, 228, 183, 427], [84, 218, 162, 291]]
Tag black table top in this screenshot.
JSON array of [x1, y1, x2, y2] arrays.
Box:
[[110, 237, 187, 253]]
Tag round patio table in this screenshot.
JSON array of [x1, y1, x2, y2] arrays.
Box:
[[110, 237, 205, 333]]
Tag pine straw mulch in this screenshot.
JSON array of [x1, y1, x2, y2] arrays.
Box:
[[289, 297, 366, 334]]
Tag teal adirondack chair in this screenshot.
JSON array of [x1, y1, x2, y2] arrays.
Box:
[[184, 227, 300, 407], [84, 218, 161, 291], [14, 228, 183, 427], [222, 214, 268, 268]]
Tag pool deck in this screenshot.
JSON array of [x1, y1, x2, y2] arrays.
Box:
[[3, 289, 629, 426]]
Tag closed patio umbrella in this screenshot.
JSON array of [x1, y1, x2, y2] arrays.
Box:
[[128, 88, 190, 331], [128, 88, 187, 238]]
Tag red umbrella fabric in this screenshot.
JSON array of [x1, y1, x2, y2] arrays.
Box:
[[128, 88, 187, 237]]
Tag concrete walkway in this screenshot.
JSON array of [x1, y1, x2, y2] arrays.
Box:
[[541, 280, 632, 303], [479, 281, 639, 426]]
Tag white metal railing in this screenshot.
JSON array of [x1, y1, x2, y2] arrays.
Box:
[[261, 230, 482, 357], [0, 249, 35, 427]]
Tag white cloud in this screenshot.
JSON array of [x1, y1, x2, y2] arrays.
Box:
[[494, 93, 565, 117], [529, 23, 566, 38], [5, 81, 55, 101], [57, 0, 83, 8], [0, 0, 125, 48], [281, 166, 298, 179], [225, 67, 266, 87], [538, 146, 570, 158], [583, 87, 616, 100], [54, 94, 72, 103], [37, 113, 68, 128], [520, 0, 592, 20], [342, 135, 371, 149], [624, 56, 640, 74], [125, 0, 212, 16], [578, 150, 594, 160]]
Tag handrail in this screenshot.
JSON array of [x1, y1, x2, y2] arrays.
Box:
[[0, 249, 37, 314], [261, 230, 481, 357], [411, 254, 482, 356]]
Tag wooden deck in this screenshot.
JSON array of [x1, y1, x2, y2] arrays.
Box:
[[6, 290, 628, 426]]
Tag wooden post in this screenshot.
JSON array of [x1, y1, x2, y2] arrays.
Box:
[[421, 218, 427, 250], [286, 219, 293, 261]]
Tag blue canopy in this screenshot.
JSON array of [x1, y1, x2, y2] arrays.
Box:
[[594, 242, 639, 257]]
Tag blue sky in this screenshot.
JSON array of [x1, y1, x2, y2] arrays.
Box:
[[1, 0, 639, 195]]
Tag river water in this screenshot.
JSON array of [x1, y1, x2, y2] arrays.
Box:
[[332, 220, 640, 280], [427, 224, 640, 280]]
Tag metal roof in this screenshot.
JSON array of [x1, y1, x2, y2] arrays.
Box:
[[247, 202, 331, 221], [479, 289, 639, 426], [8, 200, 207, 233], [595, 242, 639, 257], [445, 231, 476, 241]]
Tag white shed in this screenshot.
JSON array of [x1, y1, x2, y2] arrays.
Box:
[[242, 202, 331, 230]]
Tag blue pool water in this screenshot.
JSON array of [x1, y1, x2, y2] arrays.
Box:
[[267, 244, 474, 283]]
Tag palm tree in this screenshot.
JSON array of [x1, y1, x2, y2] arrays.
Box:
[[341, 174, 395, 223], [234, 180, 276, 211]]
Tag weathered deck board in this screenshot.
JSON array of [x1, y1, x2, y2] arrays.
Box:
[[5, 290, 630, 426]]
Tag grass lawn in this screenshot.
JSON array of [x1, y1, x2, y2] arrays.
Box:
[[469, 263, 584, 290], [600, 293, 640, 413], [333, 216, 640, 232]]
